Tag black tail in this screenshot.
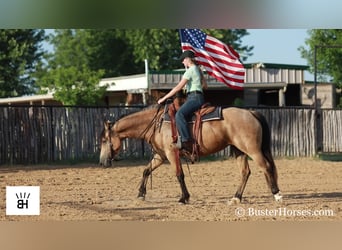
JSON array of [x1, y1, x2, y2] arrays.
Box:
[[250, 111, 276, 169]]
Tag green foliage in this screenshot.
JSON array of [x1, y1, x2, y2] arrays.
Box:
[[86, 29, 141, 76], [0, 29, 253, 105], [121, 29, 181, 70], [36, 29, 253, 105], [0, 29, 45, 97], [299, 29, 342, 88], [299, 29, 342, 107], [119, 29, 253, 70], [37, 29, 107, 105], [233, 97, 244, 107], [338, 95, 342, 108], [40, 65, 106, 105]]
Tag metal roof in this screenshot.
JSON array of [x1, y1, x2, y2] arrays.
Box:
[[0, 93, 54, 104], [243, 62, 309, 70]]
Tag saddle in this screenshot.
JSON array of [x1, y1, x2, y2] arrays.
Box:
[[163, 99, 222, 162], [164, 104, 222, 124]]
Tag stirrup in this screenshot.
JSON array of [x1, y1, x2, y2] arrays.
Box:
[[171, 140, 182, 149], [171, 135, 184, 149], [180, 150, 197, 163]]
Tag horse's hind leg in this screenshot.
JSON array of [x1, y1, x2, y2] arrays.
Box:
[[229, 152, 250, 205], [137, 153, 164, 200], [251, 152, 282, 202]]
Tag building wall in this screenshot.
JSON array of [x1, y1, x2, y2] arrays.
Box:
[[301, 83, 335, 108], [245, 67, 304, 84]]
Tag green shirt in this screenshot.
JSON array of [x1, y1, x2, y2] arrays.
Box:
[[183, 65, 202, 93]]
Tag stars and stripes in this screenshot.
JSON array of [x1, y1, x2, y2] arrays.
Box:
[[179, 29, 245, 89]]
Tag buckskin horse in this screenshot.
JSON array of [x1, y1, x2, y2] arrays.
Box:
[[99, 104, 282, 204]]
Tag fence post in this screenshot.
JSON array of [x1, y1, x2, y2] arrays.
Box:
[[49, 106, 55, 162]]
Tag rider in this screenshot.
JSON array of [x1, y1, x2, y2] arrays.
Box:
[[157, 50, 207, 153]]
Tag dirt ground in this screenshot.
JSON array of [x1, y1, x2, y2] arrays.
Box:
[[0, 157, 341, 221]]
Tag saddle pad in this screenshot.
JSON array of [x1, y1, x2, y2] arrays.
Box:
[[164, 106, 222, 123]]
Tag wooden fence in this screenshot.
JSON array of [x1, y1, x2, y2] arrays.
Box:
[[256, 108, 317, 157], [322, 109, 342, 152], [0, 105, 148, 165], [0, 106, 341, 165]]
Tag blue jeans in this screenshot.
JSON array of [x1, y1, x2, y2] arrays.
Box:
[[175, 92, 204, 142]]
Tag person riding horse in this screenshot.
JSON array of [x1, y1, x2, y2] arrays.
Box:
[[157, 50, 208, 153]]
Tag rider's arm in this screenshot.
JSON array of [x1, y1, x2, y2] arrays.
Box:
[[157, 78, 188, 104]]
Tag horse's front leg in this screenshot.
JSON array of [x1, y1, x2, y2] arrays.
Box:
[[138, 153, 164, 200], [177, 168, 190, 204], [167, 150, 190, 204]]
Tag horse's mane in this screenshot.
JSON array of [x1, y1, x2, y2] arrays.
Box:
[[143, 104, 160, 110], [117, 104, 160, 121]]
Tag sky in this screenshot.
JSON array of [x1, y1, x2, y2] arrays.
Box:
[[241, 29, 313, 80], [242, 29, 309, 64]]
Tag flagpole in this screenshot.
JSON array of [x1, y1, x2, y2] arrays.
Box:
[[144, 59, 149, 105]]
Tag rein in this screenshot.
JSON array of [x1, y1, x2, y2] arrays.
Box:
[[138, 105, 163, 143]]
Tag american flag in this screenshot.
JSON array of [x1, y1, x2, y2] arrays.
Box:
[[179, 29, 245, 89]]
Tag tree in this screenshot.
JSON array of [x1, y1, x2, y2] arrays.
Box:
[[119, 29, 253, 71], [86, 29, 141, 77], [58, 29, 253, 74], [37, 29, 107, 105], [299, 29, 342, 107], [38, 29, 253, 105], [43, 66, 105, 106], [299, 29, 342, 88], [0, 29, 45, 97]]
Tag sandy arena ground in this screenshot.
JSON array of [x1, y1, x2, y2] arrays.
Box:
[[0, 157, 341, 221]]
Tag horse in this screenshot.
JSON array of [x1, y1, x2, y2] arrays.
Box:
[[99, 104, 283, 204]]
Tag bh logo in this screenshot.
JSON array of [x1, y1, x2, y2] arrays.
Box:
[[16, 192, 30, 209], [6, 186, 40, 215]]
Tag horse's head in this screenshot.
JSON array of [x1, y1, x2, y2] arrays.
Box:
[[99, 120, 121, 167]]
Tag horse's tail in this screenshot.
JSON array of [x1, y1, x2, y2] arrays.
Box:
[[250, 111, 277, 173]]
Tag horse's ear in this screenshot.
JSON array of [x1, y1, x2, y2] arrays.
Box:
[[104, 121, 109, 130], [104, 120, 114, 130]]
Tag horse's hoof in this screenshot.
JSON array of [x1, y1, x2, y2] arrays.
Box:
[[178, 197, 190, 204], [137, 195, 145, 201], [227, 197, 241, 206], [274, 192, 283, 203]]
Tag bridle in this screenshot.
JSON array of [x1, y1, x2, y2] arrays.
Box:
[[103, 105, 163, 163]]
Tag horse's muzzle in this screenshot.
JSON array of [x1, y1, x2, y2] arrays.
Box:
[[99, 156, 114, 167]]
